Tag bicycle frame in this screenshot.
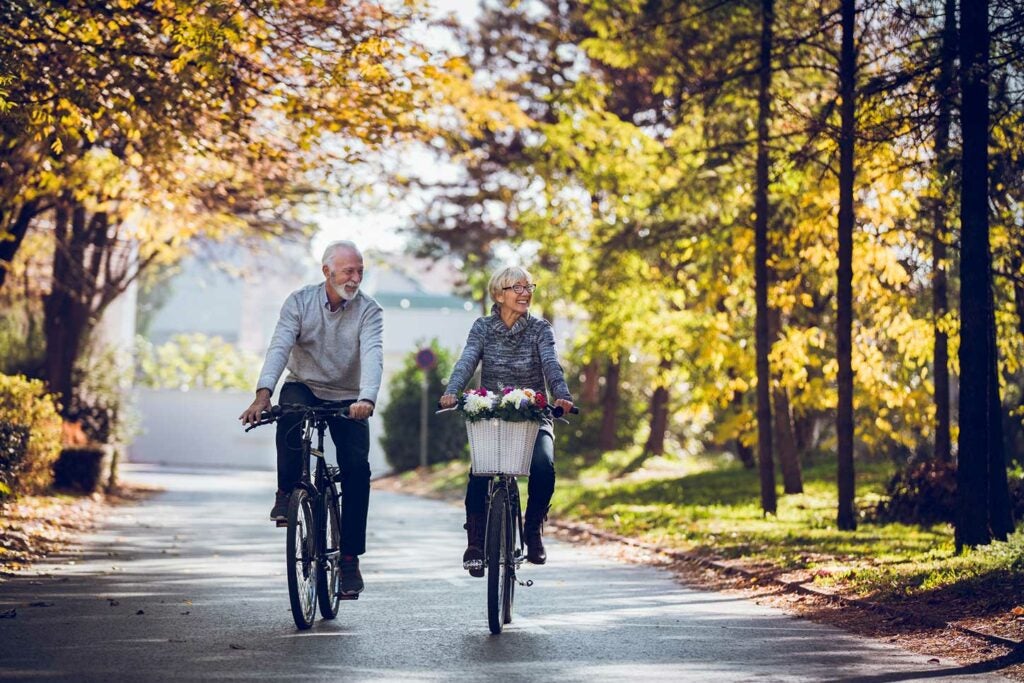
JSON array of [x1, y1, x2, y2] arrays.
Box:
[[245, 403, 347, 627]]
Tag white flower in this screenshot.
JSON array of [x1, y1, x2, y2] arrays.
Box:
[[463, 392, 496, 415], [500, 388, 529, 408]]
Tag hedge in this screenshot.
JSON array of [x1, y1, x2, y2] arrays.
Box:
[[0, 374, 62, 497]]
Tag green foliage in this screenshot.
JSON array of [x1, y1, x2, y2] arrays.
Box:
[[0, 420, 30, 499], [380, 341, 468, 473], [0, 374, 62, 496], [68, 341, 138, 447], [0, 312, 44, 378], [554, 357, 646, 463], [135, 334, 259, 392]]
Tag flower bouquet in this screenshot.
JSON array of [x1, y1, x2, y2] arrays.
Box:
[[456, 387, 547, 475]]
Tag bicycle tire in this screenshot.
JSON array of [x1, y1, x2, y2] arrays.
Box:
[[286, 488, 317, 629], [486, 487, 508, 634], [317, 483, 342, 619], [502, 503, 516, 625]]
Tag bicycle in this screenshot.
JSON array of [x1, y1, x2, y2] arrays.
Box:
[[245, 402, 355, 629], [439, 403, 577, 634]]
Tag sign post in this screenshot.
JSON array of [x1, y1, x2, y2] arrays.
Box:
[[415, 348, 438, 469]]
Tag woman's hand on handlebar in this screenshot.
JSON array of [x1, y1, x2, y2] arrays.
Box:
[[240, 390, 272, 426], [553, 398, 574, 414], [439, 394, 458, 409]]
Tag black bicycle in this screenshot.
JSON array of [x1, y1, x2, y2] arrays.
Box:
[[245, 403, 353, 629], [440, 404, 577, 634]]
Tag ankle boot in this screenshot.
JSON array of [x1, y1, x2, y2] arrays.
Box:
[[524, 506, 549, 565], [463, 512, 485, 577]]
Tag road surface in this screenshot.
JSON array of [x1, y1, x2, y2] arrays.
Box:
[[0, 465, 1008, 682]]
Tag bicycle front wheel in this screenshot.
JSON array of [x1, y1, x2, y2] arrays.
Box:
[[286, 488, 318, 629], [502, 503, 517, 625], [486, 487, 508, 634], [317, 482, 342, 619]]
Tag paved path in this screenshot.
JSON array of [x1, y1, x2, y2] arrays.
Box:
[[0, 465, 1010, 682]]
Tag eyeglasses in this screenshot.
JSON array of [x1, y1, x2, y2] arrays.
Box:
[[502, 284, 537, 294]]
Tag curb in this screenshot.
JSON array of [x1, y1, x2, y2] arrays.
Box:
[[548, 518, 1023, 651]]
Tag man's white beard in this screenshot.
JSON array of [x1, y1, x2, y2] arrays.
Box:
[[332, 281, 358, 301]]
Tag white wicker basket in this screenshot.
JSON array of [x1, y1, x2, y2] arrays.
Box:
[[466, 419, 540, 476]]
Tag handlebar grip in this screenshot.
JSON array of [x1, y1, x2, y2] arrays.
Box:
[[551, 405, 580, 418]]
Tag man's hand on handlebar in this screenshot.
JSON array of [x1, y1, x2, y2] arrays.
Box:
[[348, 400, 374, 420], [240, 389, 272, 426]]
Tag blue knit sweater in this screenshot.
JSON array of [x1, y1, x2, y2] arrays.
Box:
[[446, 305, 573, 431]]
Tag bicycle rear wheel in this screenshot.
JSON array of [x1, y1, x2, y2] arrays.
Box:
[[317, 482, 342, 619], [286, 488, 317, 629], [486, 487, 508, 634]]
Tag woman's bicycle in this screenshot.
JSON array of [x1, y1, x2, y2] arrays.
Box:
[[245, 402, 354, 629], [439, 403, 577, 634]]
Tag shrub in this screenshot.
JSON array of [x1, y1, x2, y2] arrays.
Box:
[[0, 421, 30, 497], [0, 374, 62, 496], [52, 446, 110, 493], [381, 341, 468, 473], [135, 333, 259, 391], [876, 458, 956, 525], [876, 459, 1024, 527], [67, 342, 138, 446]]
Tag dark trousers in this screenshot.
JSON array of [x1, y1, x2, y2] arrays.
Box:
[[465, 430, 555, 522], [276, 382, 371, 556]]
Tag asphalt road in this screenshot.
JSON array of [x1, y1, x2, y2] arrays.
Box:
[[0, 465, 1009, 682]]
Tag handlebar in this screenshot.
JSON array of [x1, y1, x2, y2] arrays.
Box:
[[244, 402, 353, 432]]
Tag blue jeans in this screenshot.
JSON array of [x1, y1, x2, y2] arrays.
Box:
[[276, 382, 370, 556], [464, 430, 555, 522]]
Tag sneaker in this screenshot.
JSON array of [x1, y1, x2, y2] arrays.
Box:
[[269, 491, 290, 522], [340, 556, 364, 595]]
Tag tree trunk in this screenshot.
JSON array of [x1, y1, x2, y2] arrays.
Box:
[[43, 200, 92, 414], [932, 0, 955, 464], [580, 358, 601, 405], [0, 200, 40, 291], [598, 358, 621, 451], [956, 0, 1014, 549], [836, 0, 858, 531], [773, 386, 803, 493], [754, 0, 777, 515], [736, 441, 756, 469], [643, 359, 671, 456], [987, 303, 1014, 541]]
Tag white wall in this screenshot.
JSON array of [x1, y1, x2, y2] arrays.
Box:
[[128, 388, 390, 476]]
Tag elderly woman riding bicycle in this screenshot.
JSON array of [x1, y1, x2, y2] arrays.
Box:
[[440, 265, 574, 575]]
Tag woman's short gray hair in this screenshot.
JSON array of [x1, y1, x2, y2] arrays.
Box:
[[488, 266, 533, 302], [321, 240, 361, 266]]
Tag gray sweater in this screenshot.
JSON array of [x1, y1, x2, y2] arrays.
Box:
[[256, 283, 384, 404], [446, 305, 573, 430]]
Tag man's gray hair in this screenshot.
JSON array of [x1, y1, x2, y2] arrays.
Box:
[[321, 240, 362, 266]]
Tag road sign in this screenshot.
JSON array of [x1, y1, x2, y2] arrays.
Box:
[[415, 347, 437, 370]]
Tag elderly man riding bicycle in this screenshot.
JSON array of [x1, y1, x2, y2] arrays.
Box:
[[240, 240, 382, 598]]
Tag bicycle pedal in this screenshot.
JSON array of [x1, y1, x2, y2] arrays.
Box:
[[275, 520, 287, 528], [463, 559, 483, 571]]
